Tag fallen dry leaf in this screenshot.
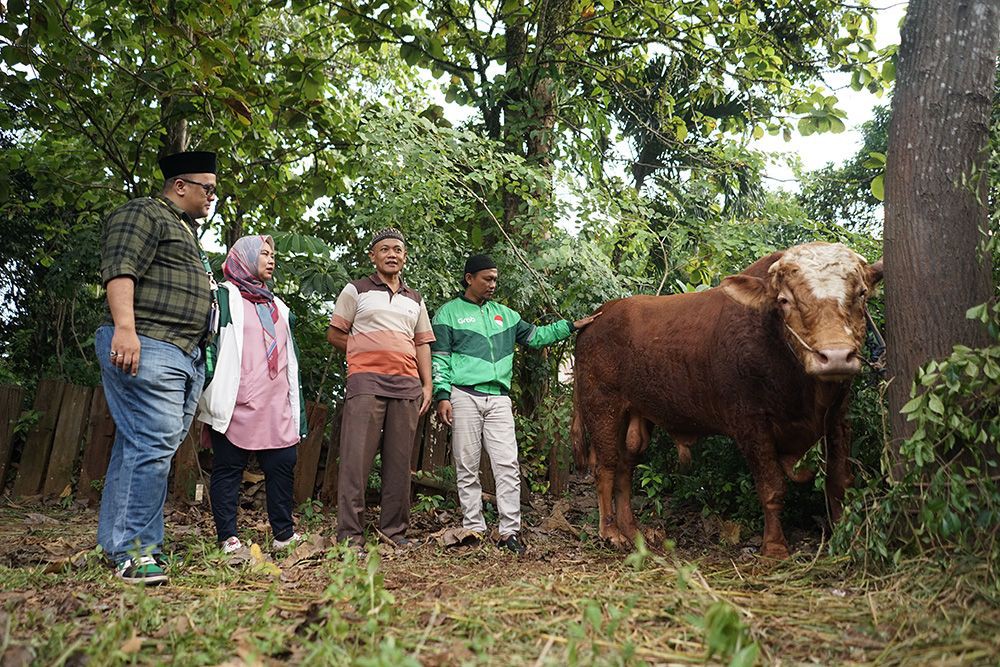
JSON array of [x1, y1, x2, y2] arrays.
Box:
[[153, 614, 192, 639], [225, 542, 254, 566], [281, 534, 329, 567], [719, 520, 742, 546], [701, 514, 722, 538], [242, 471, 265, 484], [247, 543, 281, 578], [120, 633, 144, 654], [1, 643, 36, 667], [41, 550, 91, 574], [429, 527, 484, 548], [229, 628, 265, 667], [539, 500, 578, 537]]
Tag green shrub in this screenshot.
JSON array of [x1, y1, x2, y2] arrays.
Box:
[[833, 303, 1000, 567]]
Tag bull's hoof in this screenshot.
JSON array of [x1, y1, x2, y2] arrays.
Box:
[[761, 542, 790, 560], [599, 523, 628, 548], [609, 533, 633, 549], [620, 524, 646, 546]]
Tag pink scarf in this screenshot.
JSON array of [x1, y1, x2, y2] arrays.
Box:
[[223, 235, 279, 379]]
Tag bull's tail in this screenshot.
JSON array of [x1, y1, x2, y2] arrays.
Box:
[[571, 363, 589, 470]]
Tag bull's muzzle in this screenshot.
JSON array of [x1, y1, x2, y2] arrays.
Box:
[[809, 347, 862, 380]]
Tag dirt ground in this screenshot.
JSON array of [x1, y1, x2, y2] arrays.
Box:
[[1, 476, 997, 666]]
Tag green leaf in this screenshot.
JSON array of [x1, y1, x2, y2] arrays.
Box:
[[870, 173, 884, 201], [400, 42, 422, 67], [881, 59, 896, 83], [730, 643, 761, 667], [675, 121, 688, 142]]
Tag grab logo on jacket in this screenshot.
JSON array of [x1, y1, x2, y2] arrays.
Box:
[[493, 315, 504, 327]]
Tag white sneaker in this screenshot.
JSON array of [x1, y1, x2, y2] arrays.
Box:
[[220, 536, 243, 554], [273, 532, 303, 549]]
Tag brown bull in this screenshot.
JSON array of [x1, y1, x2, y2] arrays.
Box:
[[572, 242, 883, 558]]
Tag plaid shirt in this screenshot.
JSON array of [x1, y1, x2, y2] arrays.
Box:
[[100, 196, 212, 354]]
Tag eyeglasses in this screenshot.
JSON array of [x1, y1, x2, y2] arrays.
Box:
[[176, 178, 217, 197]]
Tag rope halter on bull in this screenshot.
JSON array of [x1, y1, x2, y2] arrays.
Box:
[[781, 307, 887, 375], [863, 306, 887, 374]]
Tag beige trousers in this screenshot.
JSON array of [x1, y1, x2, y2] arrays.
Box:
[[450, 389, 521, 537]]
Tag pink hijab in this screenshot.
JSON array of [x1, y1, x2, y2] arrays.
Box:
[[223, 235, 279, 379]]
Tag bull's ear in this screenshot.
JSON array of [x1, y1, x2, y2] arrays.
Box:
[[721, 275, 771, 310], [867, 258, 883, 286]]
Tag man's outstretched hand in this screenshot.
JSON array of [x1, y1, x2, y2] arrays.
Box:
[[573, 311, 603, 330]]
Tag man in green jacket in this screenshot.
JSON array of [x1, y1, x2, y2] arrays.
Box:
[[431, 254, 600, 554]]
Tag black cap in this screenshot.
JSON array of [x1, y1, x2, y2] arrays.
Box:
[[368, 227, 406, 251], [158, 151, 217, 180], [462, 254, 497, 287]]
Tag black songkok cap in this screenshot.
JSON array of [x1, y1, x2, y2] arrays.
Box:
[[368, 227, 406, 251], [462, 254, 497, 287], [158, 151, 217, 180]]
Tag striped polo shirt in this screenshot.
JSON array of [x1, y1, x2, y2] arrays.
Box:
[[330, 274, 435, 399]]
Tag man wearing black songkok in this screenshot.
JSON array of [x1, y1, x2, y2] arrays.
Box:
[[95, 151, 218, 584]]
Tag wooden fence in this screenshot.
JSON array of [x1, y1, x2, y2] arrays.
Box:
[[0, 380, 571, 506]]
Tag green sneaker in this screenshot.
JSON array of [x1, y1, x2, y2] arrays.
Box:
[[116, 556, 168, 585]]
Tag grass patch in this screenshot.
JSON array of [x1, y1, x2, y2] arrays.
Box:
[[0, 502, 997, 665]]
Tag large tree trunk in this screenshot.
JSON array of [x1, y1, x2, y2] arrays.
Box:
[[883, 0, 999, 477], [501, 18, 528, 229], [160, 1, 192, 161], [161, 114, 189, 156]]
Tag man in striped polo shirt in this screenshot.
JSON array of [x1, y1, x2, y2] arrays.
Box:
[[327, 228, 435, 550], [431, 254, 600, 554]]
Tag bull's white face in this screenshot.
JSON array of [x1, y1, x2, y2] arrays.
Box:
[[723, 242, 883, 382]]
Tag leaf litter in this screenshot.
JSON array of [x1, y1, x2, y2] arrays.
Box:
[[0, 475, 996, 665]]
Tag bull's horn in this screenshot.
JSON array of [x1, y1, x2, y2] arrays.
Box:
[[869, 258, 883, 284]]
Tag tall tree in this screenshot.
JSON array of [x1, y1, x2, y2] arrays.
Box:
[[327, 0, 888, 229], [883, 0, 999, 465]]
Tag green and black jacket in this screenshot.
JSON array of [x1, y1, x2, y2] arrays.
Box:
[[430, 296, 574, 401]]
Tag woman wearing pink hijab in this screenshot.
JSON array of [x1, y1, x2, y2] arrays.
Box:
[[197, 235, 307, 554]]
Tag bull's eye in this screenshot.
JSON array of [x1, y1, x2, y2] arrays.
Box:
[[777, 295, 790, 306], [858, 288, 868, 299]]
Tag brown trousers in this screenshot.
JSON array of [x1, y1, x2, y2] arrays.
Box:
[[336, 394, 420, 544]]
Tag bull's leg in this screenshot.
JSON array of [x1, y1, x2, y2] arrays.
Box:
[[740, 435, 790, 559], [672, 435, 696, 471], [613, 415, 648, 544], [587, 407, 628, 545], [613, 456, 641, 544], [595, 462, 624, 544]]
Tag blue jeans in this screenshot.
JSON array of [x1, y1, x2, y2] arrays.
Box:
[[95, 325, 204, 563]]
